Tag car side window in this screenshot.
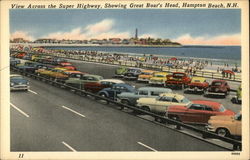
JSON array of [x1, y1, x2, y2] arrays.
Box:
[[172, 98, 179, 103], [81, 76, 88, 80], [189, 105, 204, 110], [237, 115, 242, 121], [151, 91, 160, 96], [138, 90, 148, 95], [159, 96, 172, 102], [204, 106, 213, 111]]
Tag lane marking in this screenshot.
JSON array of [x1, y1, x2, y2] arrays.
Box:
[[28, 89, 38, 95], [62, 105, 86, 118], [62, 141, 77, 152], [137, 142, 157, 152], [10, 103, 30, 118]]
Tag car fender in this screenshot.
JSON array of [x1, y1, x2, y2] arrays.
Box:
[[98, 91, 109, 97]]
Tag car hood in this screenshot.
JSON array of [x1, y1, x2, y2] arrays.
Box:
[[137, 97, 156, 103], [11, 79, 28, 84], [150, 77, 165, 80]]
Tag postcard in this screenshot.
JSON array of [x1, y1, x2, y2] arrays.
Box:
[[0, 0, 249, 159]]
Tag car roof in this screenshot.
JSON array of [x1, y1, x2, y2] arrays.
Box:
[[138, 87, 172, 92], [83, 74, 103, 78], [100, 79, 125, 83], [141, 70, 155, 73], [154, 72, 168, 75], [159, 93, 185, 99], [191, 77, 206, 82]]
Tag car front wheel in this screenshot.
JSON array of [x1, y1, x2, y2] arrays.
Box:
[[216, 128, 229, 137]]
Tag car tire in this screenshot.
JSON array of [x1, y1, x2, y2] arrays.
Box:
[[169, 115, 180, 122], [141, 106, 150, 112], [216, 128, 229, 137], [99, 93, 107, 98]]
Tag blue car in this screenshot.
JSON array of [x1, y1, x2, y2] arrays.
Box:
[[10, 74, 29, 91], [98, 83, 136, 100]]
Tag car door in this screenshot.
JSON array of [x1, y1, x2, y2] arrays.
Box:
[[202, 106, 217, 123], [153, 96, 172, 113], [182, 105, 206, 123]]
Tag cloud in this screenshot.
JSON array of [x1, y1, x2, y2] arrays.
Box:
[[10, 31, 34, 41], [42, 19, 131, 40], [174, 33, 241, 45]]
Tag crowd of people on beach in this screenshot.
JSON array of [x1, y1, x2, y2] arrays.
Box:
[[11, 45, 241, 75]]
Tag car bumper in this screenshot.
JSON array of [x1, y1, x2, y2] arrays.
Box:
[[206, 91, 226, 95], [137, 78, 149, 82], [149, 81, 165, 85], [10, 85, 29, 91], [205, 125, 216, 132], [186, 87, 204, 92]]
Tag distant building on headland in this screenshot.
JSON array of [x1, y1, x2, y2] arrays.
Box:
[[10, 29, 181, 46]]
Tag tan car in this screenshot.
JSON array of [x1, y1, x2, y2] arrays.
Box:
[[206, 112, 241, 137], [137, 70, 156, 82]]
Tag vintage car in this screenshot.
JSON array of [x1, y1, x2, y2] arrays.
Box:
[[148, 72, 168, 86], [10, 58, 21, 67], [15, 52, 27, 59], [65, 74, 103, 90], [136, 93, 191, 115], [46, 68, 70, 82], [38, 67, 67, 78], [16, 61, 46, 74], [114, 66, 128, 77], [117, 87, 172, 106], [137, 70, 156, 82], [123, 68, 142, 80], [84, 79, 125, 93], [206, 111, 241, 137], [205, 80, 230, 97], [185, 77, 209, 93], [57, 62, 77, 71], [165, 72, 191, 88], [98, 83, 136, 100], [10, 74, 29, 91], [231, 85, 242, 104], [166, 100, 235, 124]]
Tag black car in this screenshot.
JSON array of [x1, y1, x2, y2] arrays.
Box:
[[123, 68, 142, 80]]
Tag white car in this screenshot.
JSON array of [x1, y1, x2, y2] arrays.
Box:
[[136, 93, 191, 114]]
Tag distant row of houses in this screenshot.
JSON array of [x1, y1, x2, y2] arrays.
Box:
[[10, 37, 181, 46]]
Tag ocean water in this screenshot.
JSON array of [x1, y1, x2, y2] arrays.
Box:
[[45, 45, 241, 65]]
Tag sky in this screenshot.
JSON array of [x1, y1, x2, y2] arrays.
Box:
[[10, 9, 241, 45]]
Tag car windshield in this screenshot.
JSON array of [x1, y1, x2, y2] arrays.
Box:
[[180, 98, 190, 104], [141, 72, 151, 75], [218, 105, 226, 112], [128, 69, 137, 72], [174, 74, 184, 77], [154, 74, 164, 77]]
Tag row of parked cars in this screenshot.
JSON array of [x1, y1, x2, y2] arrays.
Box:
[[115, 66, 241, 103], [10, 53, 242, 138]]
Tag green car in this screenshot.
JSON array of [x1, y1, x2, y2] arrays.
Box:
[[65, 74, 103, 90], [231, 85, 242, 104], [114, 66, 128, 77]]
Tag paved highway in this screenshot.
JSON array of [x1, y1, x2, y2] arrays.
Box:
[[11, 75, 228, 151]]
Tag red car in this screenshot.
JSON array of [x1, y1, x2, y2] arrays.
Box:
[[15, 52, 27, 59], [166, 100, 235, 124], [57, 62, 77, 70], [185, 77, 209, 93], [84, 79, 125, 93], [165, 72, 191, 88], [205, 80, 230, 97]]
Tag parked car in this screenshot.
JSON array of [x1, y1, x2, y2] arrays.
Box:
[[205, 80, 230, 97], [65, 74, 103, 90], [206, 111, 241, 137], [185, 77, 209, 93], [84, 79, 125, 93], [98, 83, 136, 100], [149, 72, 168, 86], [136, 93, 191, 115], [166, 100, 235, 124], [10, 58, 21, 67], [123, 68, 142, 80], [114, 66, 128, 77], [117, 87, 172, 106], [137, 70, 155, 82], [57, 62, 76, 71], [10, 74, 29, 91], [231, 85, 242, 104], [165, 72, 191, 89]]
